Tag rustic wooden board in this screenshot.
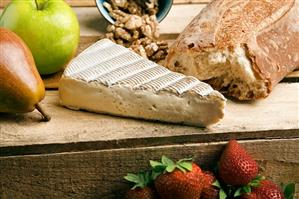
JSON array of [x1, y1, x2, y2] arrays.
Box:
[[0, 0, 212, 8], [0, 83, 298, 156], [0, 139, 298, 198]]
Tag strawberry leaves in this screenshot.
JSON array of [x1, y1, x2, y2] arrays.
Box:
[[282, 183, 295, 199], [212, 180, 227, 199], [124, 170, 154, 189], [177, 158, 193, 172], [162, 156, 176, 172], [233, 176, 264, 197], [150, 155, 193, 175], [150, 160, 167, 173]]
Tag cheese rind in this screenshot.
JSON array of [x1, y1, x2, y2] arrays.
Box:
[[59, 39, 226, 126]]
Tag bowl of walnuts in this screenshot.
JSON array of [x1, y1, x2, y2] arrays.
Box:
[[96, 0, 173, 24]]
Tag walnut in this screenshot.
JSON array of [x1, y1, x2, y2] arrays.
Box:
[[127, 1, 142, 15], [141, 24, 153, 38], [105, 32, 115, 42], [157, 41, 169, 49], [103, 2, 113, 12], [110, 0, 127, 8], [132, 30, 140, 40], [104, 0, 169, 62], [115, 27, 131, 41], [116, 39, 124, 45], [145, 43, 159, 57], [111, 10, 130, 24], [106, 25, 116, 32], [137, 45, 147, 58], [140, 38, 152, 46], [152, 49, 167, 61], [124, 15, 143, 30]]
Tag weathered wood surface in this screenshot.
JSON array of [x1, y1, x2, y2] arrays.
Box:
[[0, 0, 212, 8], [0, 139, 298, 198], [1, 83, 298, 156]]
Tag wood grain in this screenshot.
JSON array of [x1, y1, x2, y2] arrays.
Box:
[[0, 0, 212, 8], [0, 83, 298, 155], [0, 139, 298, 198]]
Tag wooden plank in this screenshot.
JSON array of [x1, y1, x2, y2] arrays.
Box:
[[288, 70, 299, 78], [283, 70, 299, 82], [0, 83, 298, 155], [0, 139, 298, 198], [0, 0, 212, 8]]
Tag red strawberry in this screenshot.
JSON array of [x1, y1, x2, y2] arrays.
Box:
[[241, 180, 285, 199], [241, 192, 258, 199], [124, 171, 158, 199], [151, 156, 205, 199], [219, 140, 258, 186], [125, 187, 158, 199], [200, 171, 219, 199]]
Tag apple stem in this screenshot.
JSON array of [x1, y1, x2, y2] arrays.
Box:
[[35, 103, 51, 122], [35, 0, 46, 10]]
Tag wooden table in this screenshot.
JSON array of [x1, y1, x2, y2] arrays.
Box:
[[1, 1, 299, 198]]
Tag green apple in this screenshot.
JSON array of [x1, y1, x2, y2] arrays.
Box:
[[0, 0, 80, 75]]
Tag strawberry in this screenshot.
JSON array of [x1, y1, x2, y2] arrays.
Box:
[[241, 180, 285, 199], [219, 140, 258, 186], [241, 192, 258, 199], [125, 187, 158, 199], [124, 171, 158, 199], [150, 156, 205, 199], [200, 171, 219, 199]]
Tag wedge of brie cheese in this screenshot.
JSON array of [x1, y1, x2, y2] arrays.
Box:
[[59, 39, 226, 126]]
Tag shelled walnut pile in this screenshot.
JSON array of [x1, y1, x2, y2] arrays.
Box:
[[104, 0, 169, 62]]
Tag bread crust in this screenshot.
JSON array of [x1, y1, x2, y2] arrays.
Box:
[[165, 0, 299, 100]]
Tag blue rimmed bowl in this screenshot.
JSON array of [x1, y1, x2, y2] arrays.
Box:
[[95, 0, 173, 24]]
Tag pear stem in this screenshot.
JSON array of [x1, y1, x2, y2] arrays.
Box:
[[35, 104, 51, 122]]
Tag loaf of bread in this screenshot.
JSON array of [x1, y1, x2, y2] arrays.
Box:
[[165, 0, 299, 100]]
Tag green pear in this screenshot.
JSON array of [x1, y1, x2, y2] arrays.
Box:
[[0, 28, 50, 121]]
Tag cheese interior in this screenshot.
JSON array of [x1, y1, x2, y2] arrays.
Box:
[[60, 78, 225, 126]]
